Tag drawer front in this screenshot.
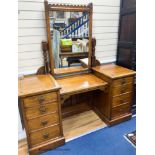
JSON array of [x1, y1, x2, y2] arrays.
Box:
[[112, 93, 132, 107], [112, 83, 133, 96], [111, 103, 130, 118], [23, 92, 58, 108], [113, 77, 134, 87], [29, 125, 60, 146], [25, 102, 58, 120], [27, 113, 59, 132]]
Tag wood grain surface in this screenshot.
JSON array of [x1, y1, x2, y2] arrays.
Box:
[[18, 75, 60, 97], [56, 74, 108, 95], [92, 64, 135, 79]]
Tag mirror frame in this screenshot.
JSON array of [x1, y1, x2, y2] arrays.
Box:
[[44, 0, 93, 76]]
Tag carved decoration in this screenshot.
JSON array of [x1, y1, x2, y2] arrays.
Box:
[[36, 66, 46, 75], [42, 41, 50, 74], [91, 37, 101, 67], [36, 41, 50, 75]]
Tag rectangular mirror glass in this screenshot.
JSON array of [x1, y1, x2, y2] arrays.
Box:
[[49, 11, 90, 70]]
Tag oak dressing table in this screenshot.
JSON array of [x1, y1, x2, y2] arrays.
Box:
[[18, 1, 136, 155], [19, 73, 108, 155]]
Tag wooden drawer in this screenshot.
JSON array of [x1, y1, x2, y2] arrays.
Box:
[[111, 103, 130, 118], [29, 125, 61, 146], [113, 77, 134, 87], [25, 102, 58, 120], [23, 92, 58, 108], [27, 113, 59, 132], [112, 93, 132, 107], [112, 84, 133, 97]]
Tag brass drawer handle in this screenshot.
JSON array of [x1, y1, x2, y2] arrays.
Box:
[[39, 106, 46, 114], [119, 108, 123, 112], [41, 120, 48, 126], [120, 99, 124, 103], [121, 79, 126, 84], [121, 87, 126, 93], [38, 96, 45, 104], [43, 133, 49, 139]]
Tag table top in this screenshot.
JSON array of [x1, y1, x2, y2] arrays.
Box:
[[18, 75, 60, 97], [92, 64, 136, 79], [56, 73, 108, 95]]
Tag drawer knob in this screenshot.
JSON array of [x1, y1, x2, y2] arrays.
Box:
[[121, 87, 126, 93], [119, 108, 123, 112], [39, 106, 46, 114], [120, 99, 124, 103], [43, 133, 49, 139], [38, 96, 45, 104], [121, 79, 126, 84], [41, 120, 48, 126]]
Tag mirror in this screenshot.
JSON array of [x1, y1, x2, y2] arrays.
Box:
[[50, 11, 89, 69], [44, 1, 93, 75]]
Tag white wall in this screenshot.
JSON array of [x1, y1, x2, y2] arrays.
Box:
[[18, 0, 120, 75], [18, 0, 120, 140]]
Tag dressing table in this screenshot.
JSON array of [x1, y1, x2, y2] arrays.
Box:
[[18, 1, 136, 155]]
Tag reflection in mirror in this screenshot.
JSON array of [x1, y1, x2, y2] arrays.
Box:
[[49, 11, 89, 69]]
